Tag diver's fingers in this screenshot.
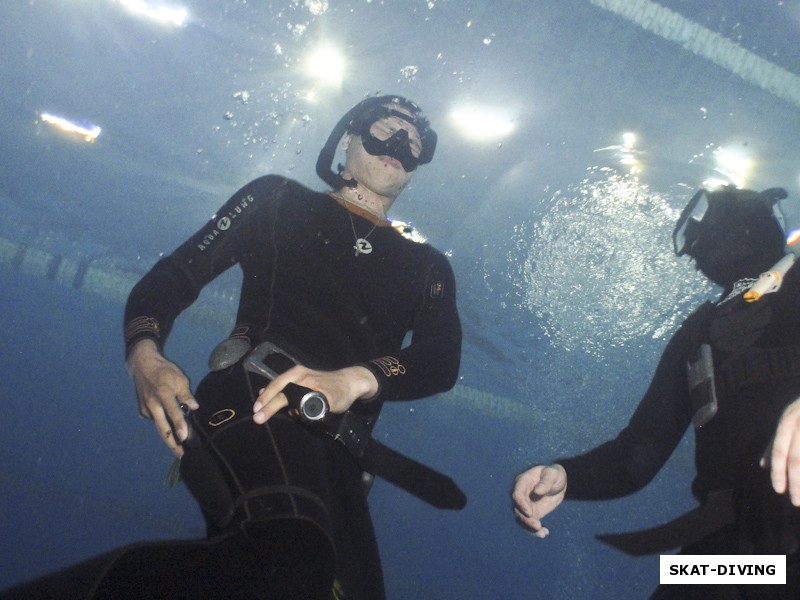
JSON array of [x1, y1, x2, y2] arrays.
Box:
[[163, 397, 191, 444], [535, 527, 550, 538], [172, 387, 198, 442], [775, 399, 800, 506], [768, 399, 800, 501], [532, 464, 567, 497], [513, 507, 550, 538], [255, 368, 295, 407], [787, 435, 800, 508], [512, 466, 545, 516], [138, 401, 153, 420], [176, 387, 199, 411], [766, 437, 786, 495], [512, 469, 539, 500], [252, 366, 306, 424], [150, 407, 184, 458], [252, 389, 289, 424]]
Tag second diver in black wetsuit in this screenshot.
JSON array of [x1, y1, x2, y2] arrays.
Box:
[[512, 185, 800, 599], [1, 95, 464, 600]]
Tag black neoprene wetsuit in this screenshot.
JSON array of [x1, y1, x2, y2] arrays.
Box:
[[117, 175, 462, 599], [0, 176, 462, 600], [558, 267, 800, 598]]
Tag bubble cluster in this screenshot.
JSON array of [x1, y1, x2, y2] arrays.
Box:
[[304, 0, 328, 16], [399, 65, 418, 81], [512, 170, 710, 356]]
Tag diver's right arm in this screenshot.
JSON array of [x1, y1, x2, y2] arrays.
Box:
[[123, 176, 288, 454], [126, 339, 198, 457]]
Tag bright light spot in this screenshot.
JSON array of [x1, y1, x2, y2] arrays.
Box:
[[787, 228, 800, 248], [594, 131, 640, 174], [40, 113, 101, 142], [622, 132, 636, 147], [450, 105, 515, 141], [700, 177, 731, 190], [391, 220, 427, 243], [712, 146, 752, 188], [119, 0, 188, 27], [304, 47, 344, 87]]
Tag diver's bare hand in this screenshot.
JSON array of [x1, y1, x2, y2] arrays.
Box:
[[253, 365, 378, 424], [762, 397, 800, 507], [127, 339, 199, 457], [512, 464, 567, 538]]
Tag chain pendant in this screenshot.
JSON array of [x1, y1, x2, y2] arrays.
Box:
[[353, 238, 373, 256]]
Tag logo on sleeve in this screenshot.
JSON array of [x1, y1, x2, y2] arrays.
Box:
[[368, 356, 406, 377]]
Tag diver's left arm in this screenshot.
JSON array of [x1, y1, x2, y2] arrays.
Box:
[[360, 249, 462, 401], [765, 397, 800, 507], [556, 314, 696, 500]]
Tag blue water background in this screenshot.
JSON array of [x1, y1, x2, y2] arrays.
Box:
[[2, 1, 800, 598]]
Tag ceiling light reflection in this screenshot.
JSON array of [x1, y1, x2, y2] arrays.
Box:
[[450, 106, 515, 142], [593, 131, 641, 175], [700, 178, 731, 191], [711, 146, 752, 188], [40, 113, 101, 142], [304, 47, 345, 87], [119, 0, 188, 27]]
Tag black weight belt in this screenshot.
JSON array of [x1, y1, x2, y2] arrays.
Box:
[[595, 489, 735, 556]]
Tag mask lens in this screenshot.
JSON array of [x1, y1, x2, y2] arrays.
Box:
[[673, 190, 709, 256], [369, 117, 423, 158]]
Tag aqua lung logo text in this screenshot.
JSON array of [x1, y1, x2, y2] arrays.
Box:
[[197, 194, 255, 251]]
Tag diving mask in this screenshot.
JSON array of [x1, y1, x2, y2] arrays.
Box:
[[673, 187, 788, 257], [355, 105, 434, 172]]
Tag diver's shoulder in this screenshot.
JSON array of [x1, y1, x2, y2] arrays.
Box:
[[245, 174, 310, 195], [677, 301, 715, 335], [408, 237, 454, 271]]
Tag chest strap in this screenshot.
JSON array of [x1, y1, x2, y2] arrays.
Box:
[[717, 345, 800, 398]]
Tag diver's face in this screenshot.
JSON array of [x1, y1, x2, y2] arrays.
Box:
[[341, 106, 420, 198]]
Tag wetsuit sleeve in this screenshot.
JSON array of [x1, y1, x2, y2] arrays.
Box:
[[123, 175, 287, 356], [557, 311, 700, 500], [361, 249, 462, 402]]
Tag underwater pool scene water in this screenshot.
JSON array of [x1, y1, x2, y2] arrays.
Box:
[[2, 1, 799, 598]]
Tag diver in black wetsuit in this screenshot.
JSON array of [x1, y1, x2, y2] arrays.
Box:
[[512, 185, 800, 599], [1, 96, 463, 600]]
